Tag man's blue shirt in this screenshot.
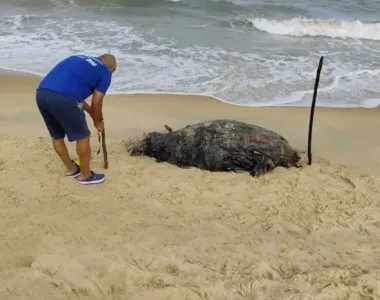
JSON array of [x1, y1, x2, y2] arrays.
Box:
[[38, 55, 112, 103]]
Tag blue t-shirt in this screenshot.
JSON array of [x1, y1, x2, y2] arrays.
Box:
[[38, 55, 112, 103]]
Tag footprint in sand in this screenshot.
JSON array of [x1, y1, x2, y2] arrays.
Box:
[[326, 173, 357, 191], [300, 163, 357, 192], [265, 220, 311, 237]]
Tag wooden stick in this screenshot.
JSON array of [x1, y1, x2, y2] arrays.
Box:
[[307, 56, 324, 166], [164, 124, 173, 132], [101, 127, 109, 169]]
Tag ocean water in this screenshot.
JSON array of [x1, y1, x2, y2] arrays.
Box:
[[1, 0, 380, 108]]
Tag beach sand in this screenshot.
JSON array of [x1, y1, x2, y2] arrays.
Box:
[[1, 71, 380, 300]]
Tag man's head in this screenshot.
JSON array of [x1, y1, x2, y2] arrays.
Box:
[[99, 54, 117, 73]]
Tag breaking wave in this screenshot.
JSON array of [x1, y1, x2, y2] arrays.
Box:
[[250, 17, 380, 40]]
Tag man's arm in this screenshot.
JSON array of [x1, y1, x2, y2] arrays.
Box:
[[83, 101, 92, 116], [91, 90, 105, 124], [91, 69, 111, 124]]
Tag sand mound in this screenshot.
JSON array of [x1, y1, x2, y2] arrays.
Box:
[[1, 135, 380, 300]]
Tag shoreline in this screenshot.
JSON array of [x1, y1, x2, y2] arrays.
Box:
[[2, 69, 380, 176], [1, 67, 379, 110]]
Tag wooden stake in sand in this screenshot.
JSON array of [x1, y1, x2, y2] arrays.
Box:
[[307, 56, 324, 166], [101, 127, 109, 169]]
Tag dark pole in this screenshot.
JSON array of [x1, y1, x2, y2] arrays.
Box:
[[102, 127, 109, 169], [307, 56, 324, 165]]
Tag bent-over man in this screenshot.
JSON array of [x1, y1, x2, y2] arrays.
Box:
[[36, 54, 116, 185]]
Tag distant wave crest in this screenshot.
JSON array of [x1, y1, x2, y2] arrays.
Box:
[[249, 17, 380, 40]]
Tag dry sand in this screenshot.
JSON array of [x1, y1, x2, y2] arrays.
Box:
[[1, 71, 380, 300]]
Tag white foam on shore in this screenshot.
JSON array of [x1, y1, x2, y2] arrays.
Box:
[[251, 17, 380, 40], [1, 13, 380, 108], [2, 66, 380, 109]]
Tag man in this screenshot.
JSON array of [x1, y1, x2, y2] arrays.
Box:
[[36, 54, 117, 185]]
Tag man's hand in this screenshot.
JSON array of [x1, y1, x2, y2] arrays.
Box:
[[94, 120, 104, 132]]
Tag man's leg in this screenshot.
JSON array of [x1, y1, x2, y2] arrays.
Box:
[[38, 89, 105, 184], [76, 136, 92, 180], [62, 102, 105, 184], [36, 89, 78, 175], [56, 101, 93, 180], [52, 138, 78, 174]]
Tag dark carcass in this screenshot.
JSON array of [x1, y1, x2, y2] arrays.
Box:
[[130, 120, 301, 176]]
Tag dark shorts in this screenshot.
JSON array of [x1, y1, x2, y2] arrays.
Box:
[[36, 89, 91, 142]]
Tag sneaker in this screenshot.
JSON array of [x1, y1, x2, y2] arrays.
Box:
[[77, 171, 105, 185], [66, 160, 81, 178]]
